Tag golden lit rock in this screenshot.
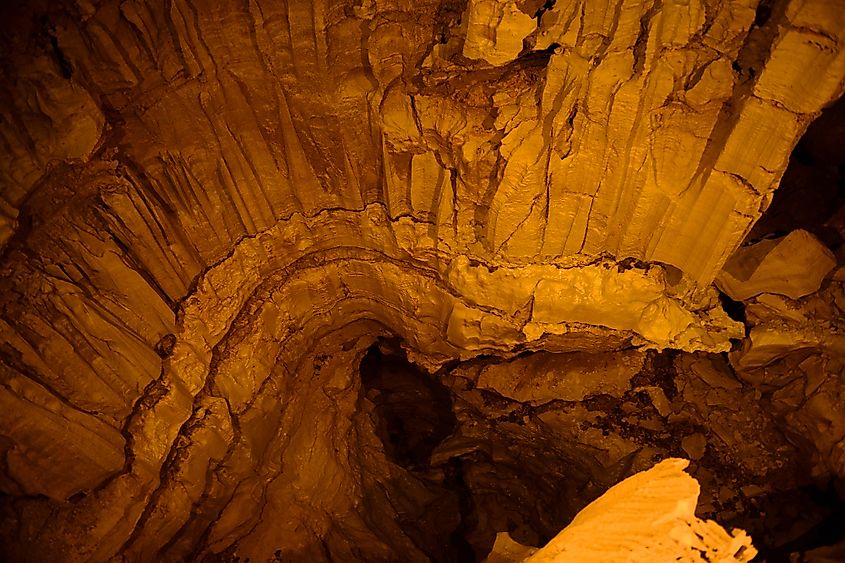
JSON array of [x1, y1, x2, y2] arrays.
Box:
[[518, 459, 756, 562], [716, 229, 837, 301], [462, 0, 536, 66], [0, 0, 844, 560]]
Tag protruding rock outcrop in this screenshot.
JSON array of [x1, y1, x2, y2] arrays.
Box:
[[517, 459, 756, 562], [717, 229, 836, 301]]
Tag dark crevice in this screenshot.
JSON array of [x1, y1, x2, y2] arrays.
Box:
[[718, 291, 746, 324], [49, 34, 73, 79], [631, 349, 680, 401], [534, 0, 557, 21], [632, 0, 663, 76], [753, 0, 774, 28], [39, 16, 73, 79], [443, 458, 478, 563], [432, 1, 468, 49], [360, 344, 457, 469], [747, 94, 845, 251], [748, 481, 845, 562], [513, 43, 559, 68], [732, 0, 787, 82]]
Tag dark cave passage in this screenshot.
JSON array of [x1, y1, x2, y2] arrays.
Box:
[[356, 344, 617, 561], [359, 342, 477, 562], [360, 343, 458, 469], [751, 480, 845, 562], [747, 95, 845, 250], [358, 345, 845, 562]]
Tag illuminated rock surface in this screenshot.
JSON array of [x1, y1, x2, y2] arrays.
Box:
[[716, 229, 836, 301], [496, 458, 755, 562], [1, 0, 844, 561]]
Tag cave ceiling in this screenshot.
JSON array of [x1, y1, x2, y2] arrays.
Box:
[[1, 0, 845, 561]]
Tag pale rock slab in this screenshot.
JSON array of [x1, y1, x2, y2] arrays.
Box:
[[731, 279, 845, 370], [716, 230, 837, 301], [463, 0, 537, 66], [475, 349, 644, 404], [505, 458, 756, 562], [485, 532, 539, 562]]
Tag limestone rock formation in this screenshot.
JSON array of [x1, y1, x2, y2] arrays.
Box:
[[716, 229, 836, 301], [515, 458, 756, 562], [1, 0, 845, 561], [485, 533, 538, 562]]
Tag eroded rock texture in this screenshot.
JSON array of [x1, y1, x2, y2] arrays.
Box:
[[1, 0, 845, 561], [515, 458, 756, 562]]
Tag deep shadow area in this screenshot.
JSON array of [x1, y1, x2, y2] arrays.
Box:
[[740, 479, 845, 562], [360, 344, 457, 468], [358, 345, 641, 561], [360, 343, 477, 562], [359, 344, 845, 562], [748, 95, 845, 249]]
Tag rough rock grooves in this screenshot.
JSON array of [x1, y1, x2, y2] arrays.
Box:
[[1, 0, 845, 561]]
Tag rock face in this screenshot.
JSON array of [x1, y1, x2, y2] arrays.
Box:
[[518, 458, 756, 562], [1, 0, 844, 561], [716, 229, 836, 301]]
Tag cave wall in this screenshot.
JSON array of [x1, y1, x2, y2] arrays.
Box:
[[1, 0, 844, 561]]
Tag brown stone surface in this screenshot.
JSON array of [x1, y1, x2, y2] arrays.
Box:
[[716, 229, 836, 301], [0, 0, 844, 561], [521, 459, 755, 562]]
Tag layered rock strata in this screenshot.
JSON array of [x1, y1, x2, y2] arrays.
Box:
[[1, 0, 845, 560]]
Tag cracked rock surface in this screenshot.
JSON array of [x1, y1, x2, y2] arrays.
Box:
[[1, 0, 845, 561]]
